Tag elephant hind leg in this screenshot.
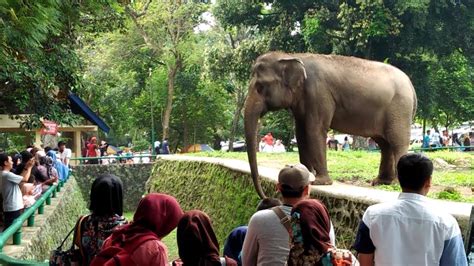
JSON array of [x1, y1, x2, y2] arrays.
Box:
[[371, 137, 395, 185], [391, 144, 410, 179]]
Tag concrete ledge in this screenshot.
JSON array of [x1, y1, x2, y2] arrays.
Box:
[[158, 155, 472, 237]]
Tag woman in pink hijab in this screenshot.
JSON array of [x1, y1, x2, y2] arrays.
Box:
[[98, 193, 183, 266]]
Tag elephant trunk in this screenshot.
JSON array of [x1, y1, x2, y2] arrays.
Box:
[[244, 96, 266, 199]]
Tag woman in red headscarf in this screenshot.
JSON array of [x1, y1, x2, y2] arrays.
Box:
[[287, 199, 357, 266], [97, 193, 183, 266], [173, 210, 237, 266]]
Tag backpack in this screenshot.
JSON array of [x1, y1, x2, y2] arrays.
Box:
[[90, 234, 158, 266]]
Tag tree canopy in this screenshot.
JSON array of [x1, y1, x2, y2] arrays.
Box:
[[0, 0, 124, 129], [1, 0, 473, 150]]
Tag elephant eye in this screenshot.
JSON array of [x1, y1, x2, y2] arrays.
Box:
[[256, 83, 264, 94]]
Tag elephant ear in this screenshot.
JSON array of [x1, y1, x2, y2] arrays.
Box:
[[278, 57, 307, 92]]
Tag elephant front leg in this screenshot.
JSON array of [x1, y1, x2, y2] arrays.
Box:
[[306, 125, 332, 185], [295, 119, 313, 172]]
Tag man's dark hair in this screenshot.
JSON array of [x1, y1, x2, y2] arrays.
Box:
[[58, 141, 66, 147], [397, 153, 433, 191], [20, 151, 33, 162], [280, 184, 305, 198], [256, 198, 282, 211], [0, 153, 9, 168], [44, 146, 52, 153]]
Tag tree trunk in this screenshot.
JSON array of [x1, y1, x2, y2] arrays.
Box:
[[352, 135, 368, 150], [422, 119, 426, 136], [162, 60, 180, 140], [228, 89, 246, 152], [183, 115, 189, 148]]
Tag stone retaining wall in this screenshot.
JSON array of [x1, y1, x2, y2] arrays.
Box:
[[73, 163, 153, 212], [151, 156, 472, 248]]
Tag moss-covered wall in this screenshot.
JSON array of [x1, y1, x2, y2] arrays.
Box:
[[147, 158, 471, 249], [313, 192, 367, 247], [147, 160, 279, 245], [73, 163, 153, 212], [16, 177, 88, 261]]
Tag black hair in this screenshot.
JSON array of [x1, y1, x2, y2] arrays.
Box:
[[20, 151, 33, 162], [280, 184, 305, 198], [44, 147, 52, 153], [89, 174, 123, 216], [397, 153, 433, 191], [256, 198, 282, 211], [12, 153, 22, 168], [58, 141, 66, 147], [0, 153, 9, 168]]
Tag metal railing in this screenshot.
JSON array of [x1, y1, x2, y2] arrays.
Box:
[[410, 145, 474, 152], [0, 174, 69, 265], [70, 153, 158, 164], [348, 146, 474, 152]]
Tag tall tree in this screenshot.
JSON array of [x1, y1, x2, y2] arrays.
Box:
[[123, 0, 207, 140], [429, 50, 474, 129], [204, 28, 268, 150]]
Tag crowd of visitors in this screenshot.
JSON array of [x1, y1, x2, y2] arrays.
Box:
[[422, 129, 473, 151], [57, 151, 468, 266], [0, 142, 70, 230], [259, 132, 287, 153]]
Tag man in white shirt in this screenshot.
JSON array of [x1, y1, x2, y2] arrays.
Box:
[[0, 153, 34, 230], [353, 153, 467, 266], [241, 164, 335, 265], [58, 141, 72, 166]]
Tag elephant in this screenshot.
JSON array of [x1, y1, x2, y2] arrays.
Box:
[[244, 52, 417, 199]]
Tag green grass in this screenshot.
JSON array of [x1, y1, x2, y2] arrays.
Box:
[[123, 212, 179, 260], [187, 150, 474, 202]]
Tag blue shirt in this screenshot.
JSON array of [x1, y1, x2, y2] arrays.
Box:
[[423, 134, 430, 148]]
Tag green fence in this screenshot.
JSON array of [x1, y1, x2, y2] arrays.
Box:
[[0, 175, 69, 265], [70, 154, 157, 164]]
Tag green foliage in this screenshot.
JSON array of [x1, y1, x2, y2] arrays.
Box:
[[215, 0, 474, 131], [259, 110, 294, 146], [429, 50, 474, 127], [0, 0, 124, 128], [435, 189, 462, 201], [0, 132, 34, 154]]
